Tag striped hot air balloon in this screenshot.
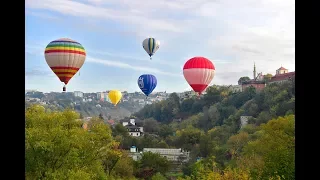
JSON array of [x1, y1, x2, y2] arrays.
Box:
[[142, 37, 160, 60], [44, 38, 86, 92], [183, 57, 215, 96]]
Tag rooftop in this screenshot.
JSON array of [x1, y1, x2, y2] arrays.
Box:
[[143, 148, 183, 155], [270, 71, 295, 82], [278, 67, 288, 70]]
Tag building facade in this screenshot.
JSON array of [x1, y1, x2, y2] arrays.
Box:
[[122, 118, 144, 137], [242, 81, 266, 91], [240, 116, 252, 128], [143, 148, 190, 162], [99, 92, 111, 103], [269, 67, 295, 84], [74, 91, 84, 98]]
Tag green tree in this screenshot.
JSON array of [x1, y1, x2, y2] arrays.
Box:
[[227, 132, 249, 159], [112, 123, 129, 137], [158, 124, 173, 138], [238, 76, 250, 85], [112, 151, 135, 178], [241, 115, 295, 179], [25, 105, 114, 179], [137, 152, 170, 179], [208, 104, 220, 127], [143, 118, 160, 133], [151, 172, 167, 180], [264, 73, 273, 82]]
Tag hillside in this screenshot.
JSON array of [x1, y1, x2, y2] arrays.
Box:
[[26, 80, 295, 179], [25, 91, 145, 120], [110, 80, 295, 178], [134, 80, 295, 127]]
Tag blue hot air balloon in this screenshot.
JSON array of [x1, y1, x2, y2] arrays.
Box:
[[137, 74, 157, 96]]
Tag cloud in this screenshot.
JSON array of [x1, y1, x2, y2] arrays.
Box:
[[25, 69, 54, 77], [86, 56, 181, 77], [88, 50, 177, 67], [26, 0, 295, 87], [26, 0, 187, 33], [25, 45, 43, 56]]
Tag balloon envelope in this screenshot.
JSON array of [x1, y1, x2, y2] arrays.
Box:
[[142, 38, 160, 57], [108, 90, 122, 106], [183, 57, 215, 95], [137, 74, 157, 96], [44, 38, 86, 90]]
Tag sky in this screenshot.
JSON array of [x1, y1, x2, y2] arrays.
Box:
[[26, 0, 295, 93]]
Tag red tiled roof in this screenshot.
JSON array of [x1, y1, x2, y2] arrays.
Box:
[[278, 67, 288, 70], [107, 120, 115, 125], [270, 71, 295, 82]]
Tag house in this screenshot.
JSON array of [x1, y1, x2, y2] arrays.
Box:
[[74, 91, 84, 98], [242, 80, 266, 91], [269, 67, 295, 84], [128, 146, 142, 161], [121, 118, 144, 137], [107, 120, 115, 126], [143, 148, 190, 162], [240, 116, 252, 128], [127, 124, 143, 137]]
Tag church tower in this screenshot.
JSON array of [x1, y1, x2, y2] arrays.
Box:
[[253, 62, 256, 80]]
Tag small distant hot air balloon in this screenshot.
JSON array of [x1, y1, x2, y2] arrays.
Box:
[[108, 90, 122, 106], [183, 57, 215, 96], [142, 38, 160, 60], [44, 38, 86, 92], [138, 74, 157, 97]]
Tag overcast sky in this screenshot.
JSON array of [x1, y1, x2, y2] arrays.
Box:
[[26, 0, 295, 93]]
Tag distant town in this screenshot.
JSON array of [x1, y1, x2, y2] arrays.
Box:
[[25, 65, 295, 120]]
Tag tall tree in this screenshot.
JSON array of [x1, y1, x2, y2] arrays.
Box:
[[25, 105, 115, 179], [238, 76, 250, 85]]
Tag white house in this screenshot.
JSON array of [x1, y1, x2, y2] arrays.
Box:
[[240, 116, 252, 128], [74, 91, 84, 98], [122, 119, 144, 137]]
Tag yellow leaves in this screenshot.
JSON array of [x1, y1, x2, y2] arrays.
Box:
[[220, 91, 229, 98], [221, 167, 250, 180], [206, 172, 222, 180], [176, 130, 181, 137], [227, 132, 249, 158]]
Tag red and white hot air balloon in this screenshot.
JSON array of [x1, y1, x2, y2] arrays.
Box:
[[183, 57, 215, 96]]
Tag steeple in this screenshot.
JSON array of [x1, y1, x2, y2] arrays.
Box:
[[253, 62, 256, 79]]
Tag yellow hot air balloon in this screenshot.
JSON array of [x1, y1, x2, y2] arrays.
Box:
[[108, 90, 122, 106]]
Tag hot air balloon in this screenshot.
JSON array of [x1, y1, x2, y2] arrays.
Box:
[[138, 74, 157, 97], [44, 38, 86, 92], [183, 57, 215, 96], [142, 38, 160, 60], [108, 90, 122, 106]]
